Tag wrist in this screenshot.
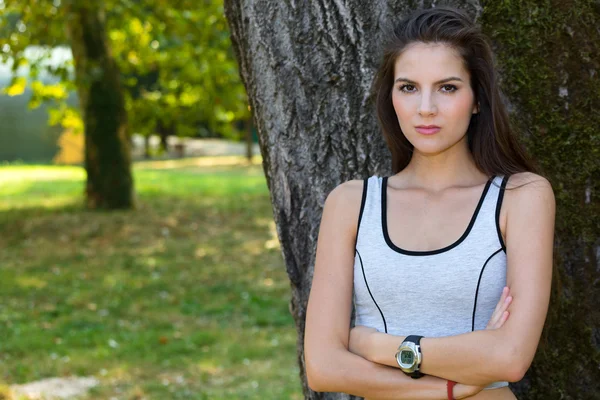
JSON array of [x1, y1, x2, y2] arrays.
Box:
[[370, 332, 406, 366]]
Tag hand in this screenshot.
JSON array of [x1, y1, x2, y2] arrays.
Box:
[[348, 325, 378, 359], [486, 286, 512, 330], [453, 382, 485, 399]]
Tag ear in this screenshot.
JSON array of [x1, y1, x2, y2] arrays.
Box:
[[472, 101, 480, 114]]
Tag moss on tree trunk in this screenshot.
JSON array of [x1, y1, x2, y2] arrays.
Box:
[[481, 1, 600, 397]]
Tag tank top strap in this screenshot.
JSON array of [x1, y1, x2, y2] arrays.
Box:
[[355, 175, 384, 250], [470, 174, 509, 251], [355, 174, 509, 251]]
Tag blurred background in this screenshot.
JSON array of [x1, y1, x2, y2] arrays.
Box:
[[2, 0, 599, 399], [0, 0, 301, 399]]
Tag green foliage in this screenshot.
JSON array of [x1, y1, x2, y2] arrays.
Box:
[[0, 159, 302, 399], [0, 1, 249, 141], [109, 0, 250, 140]]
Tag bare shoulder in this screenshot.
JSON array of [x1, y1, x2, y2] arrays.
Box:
[[324, 178, 365, 211], [505, 172, 554, 197], [322, 178, 367, 241], [504, 172, 555, 217], [506, 171, 551, 190]]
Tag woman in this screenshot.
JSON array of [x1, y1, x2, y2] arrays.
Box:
[[304, 6, 555, 400]]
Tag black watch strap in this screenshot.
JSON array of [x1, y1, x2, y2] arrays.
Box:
[[410, 370, 425, 379], [405, 335, 423, 345], [405, 335, 424, 379]]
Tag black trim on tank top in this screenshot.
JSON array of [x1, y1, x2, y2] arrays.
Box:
[[495, 175, 509, 253], [471, 248, 504, 331], [354, 178, 369, 249], [381, 175, 494, 256], [355, 249, 388, 333]]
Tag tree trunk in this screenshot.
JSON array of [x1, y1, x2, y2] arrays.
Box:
[[144, 135, 151, 159], [224, 1, 599, 399], [479, 2, 600, 398], [157, 119, 176, 154], [224, 2, 395, 398], [65, 2, 133, 209]]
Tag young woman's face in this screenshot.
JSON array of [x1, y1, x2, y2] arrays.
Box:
[[391, 41, 478, 156]]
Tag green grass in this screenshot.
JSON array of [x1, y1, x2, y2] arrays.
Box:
[[0, 157, 303, 399]]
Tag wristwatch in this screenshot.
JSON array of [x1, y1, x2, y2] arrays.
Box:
[[395, 335, 424, 379]]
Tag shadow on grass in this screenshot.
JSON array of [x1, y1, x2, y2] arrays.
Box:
[[0, 163, 302, 399]]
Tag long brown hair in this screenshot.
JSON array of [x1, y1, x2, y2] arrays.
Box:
[[372, 6, 540, 178]]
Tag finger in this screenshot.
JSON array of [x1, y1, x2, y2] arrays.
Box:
[[489, 292, 508, 327], [492, 287, 509, 317], [496, 295, 512, 323], [489, 293, 512, 329], [494, 309, 511, 329], [495, 289, 511, 317], [498, 311, 510, 328]]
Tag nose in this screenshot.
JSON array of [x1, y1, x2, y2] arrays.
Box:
[[418, 91, 437, 116]]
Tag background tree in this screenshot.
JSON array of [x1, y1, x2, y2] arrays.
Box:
[[109, 0, 251, 151], [65, 2, 133, 209], [0, 0, 250, 161], [224, 1, 599, 399], [1, 1, 132, 208]]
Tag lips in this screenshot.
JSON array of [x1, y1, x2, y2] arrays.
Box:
[[415, 125, 440, 135]]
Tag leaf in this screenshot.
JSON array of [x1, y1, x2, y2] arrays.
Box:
[[4, 76, 27, 96]]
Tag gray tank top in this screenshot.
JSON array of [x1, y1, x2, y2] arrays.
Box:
[[353, 174, 509, 390]]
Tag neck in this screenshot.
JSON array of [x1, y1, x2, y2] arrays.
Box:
[[399, 136, 488, 191]]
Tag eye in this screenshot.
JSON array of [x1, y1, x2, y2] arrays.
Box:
[[398, 84, 416, 93], [441, 84, 458, 93], [397, 84, 458, 93]]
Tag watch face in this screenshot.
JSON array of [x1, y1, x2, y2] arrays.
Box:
[[401, 350, 414, 365]]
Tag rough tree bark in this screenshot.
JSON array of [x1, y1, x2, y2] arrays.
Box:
[[224, 1, 599, 399], [65, 2, 133, 209]]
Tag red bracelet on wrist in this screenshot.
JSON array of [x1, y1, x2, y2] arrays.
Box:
[[447, 380, 456, 400]]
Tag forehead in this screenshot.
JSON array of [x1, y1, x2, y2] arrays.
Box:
[[394, 42, 468, 80]]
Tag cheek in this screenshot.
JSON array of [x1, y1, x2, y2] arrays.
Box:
[[391, 93, 411, 118], [391, 92, 400, 114], [445, 94, 475, 117]]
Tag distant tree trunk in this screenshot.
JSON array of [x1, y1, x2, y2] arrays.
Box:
[[156, 119, 176, 154], [245, 118, 253, 161], [144, 135, 151, 159], [157, 120, 169, 153], [65, 2, 133, 209], [225, 1, 599, 399]]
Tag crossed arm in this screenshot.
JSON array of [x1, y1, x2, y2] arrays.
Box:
[[347, 286, 514, 384], [304, 174, 555, 399]]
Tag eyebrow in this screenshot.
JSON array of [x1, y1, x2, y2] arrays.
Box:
[[394, 76, 464, 85]]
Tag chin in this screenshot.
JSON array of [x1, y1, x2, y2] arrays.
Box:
[[409, 135, 466, 156], [408, 140, 451, 156], [413, 147, 450, 157]]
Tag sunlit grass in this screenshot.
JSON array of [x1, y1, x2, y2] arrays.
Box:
[[0, 156, 302, 399], [0, 165, 85, 183], [0, 156, 265, 211]]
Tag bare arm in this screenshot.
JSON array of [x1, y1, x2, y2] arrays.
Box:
[[347, 173, 556, 386], [304, 180, 481, 399]]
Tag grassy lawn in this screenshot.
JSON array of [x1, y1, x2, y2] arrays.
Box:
[[0, 157, 303, 399]]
